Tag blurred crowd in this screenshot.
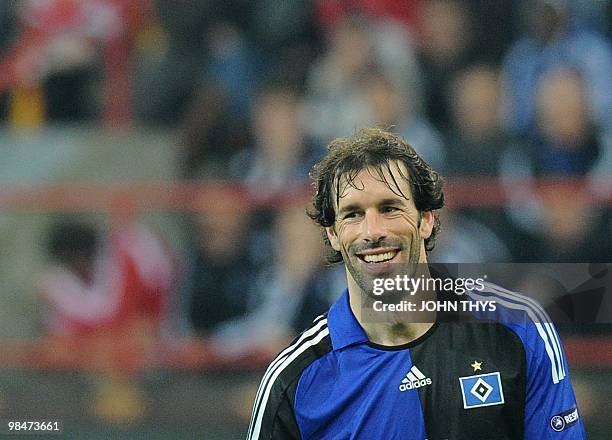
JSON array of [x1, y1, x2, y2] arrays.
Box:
[[0, 0, 611, 348]]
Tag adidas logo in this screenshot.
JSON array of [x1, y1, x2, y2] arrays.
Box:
[[399, 365, 432, 391]]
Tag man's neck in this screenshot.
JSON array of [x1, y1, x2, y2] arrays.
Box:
[[347, 269, 436, 346], [348, 292, 435, 346]]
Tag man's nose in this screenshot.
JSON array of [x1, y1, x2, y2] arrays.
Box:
[[363, 210, 386, 242]]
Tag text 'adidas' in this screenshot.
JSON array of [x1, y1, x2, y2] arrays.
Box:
[[399, 365, 432, 391]]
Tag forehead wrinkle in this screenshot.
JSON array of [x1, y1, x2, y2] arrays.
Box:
[[334, 162, 412, 212]]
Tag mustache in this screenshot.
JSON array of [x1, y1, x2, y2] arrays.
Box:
[[350, 238, 404, 254]]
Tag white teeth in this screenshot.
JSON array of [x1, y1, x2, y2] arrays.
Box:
[[363, 251, 396, 263]]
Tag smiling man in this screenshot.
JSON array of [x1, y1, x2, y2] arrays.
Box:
[[246, 128, 585, 439]]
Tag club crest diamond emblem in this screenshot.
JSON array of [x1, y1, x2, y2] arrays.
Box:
[[470, 378, 493, 402], [459, 372, 504, 409]]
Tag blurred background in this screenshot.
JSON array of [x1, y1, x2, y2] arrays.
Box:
[[0, 0, 610, 438]]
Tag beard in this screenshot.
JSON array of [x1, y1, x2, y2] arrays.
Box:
[[341, 228, 423, 299]]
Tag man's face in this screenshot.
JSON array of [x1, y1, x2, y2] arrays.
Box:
[[325, 161, 434, 295]]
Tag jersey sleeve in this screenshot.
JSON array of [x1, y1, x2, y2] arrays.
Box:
[[246, 369, 301, 440], [522, 321, 586, 439]]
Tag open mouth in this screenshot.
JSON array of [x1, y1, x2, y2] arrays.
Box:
[[356, 249, 399, 264]]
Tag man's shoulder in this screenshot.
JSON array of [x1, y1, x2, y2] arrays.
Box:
[[465, 281, 557, 356], [467, 282, 569, 384], [248, 316, 332, 440], [467, 281, 551, 329], [262, 315, 333, 392]]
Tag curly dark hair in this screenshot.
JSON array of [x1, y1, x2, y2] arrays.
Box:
[[308, 127, 445, 264]]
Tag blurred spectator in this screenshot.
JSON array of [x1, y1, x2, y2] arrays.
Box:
[[205, 22, 265, 121], [0, 0, 151, 126], [38, 219, 173, 337], [443, 65, 526, 255], [231, 83, 322, 192], [416, 0, 478, 131], [248, 0, 320, 87], [533, 67, 601, 175], [170, 1, 316, 179], [527, 68, 609, 263], [302, 15, 373, 142], [500, 66, 610, 260], [6, 0, 145, 123], [200, 0, 319, 79], [178, 22, 260, 177], [445, 65, 505, 176], [37, 219, 174, 422], [535, 185, 612, 262], [136, 0, 211, 123], [179, 80, 251, 178], [363, 71, 445, 171], [303, 14, 422, 143], [184, 192, 264, 335], [502, 68, 602, 180], [501, 0, 612, 137], [211, 204, 323, 355], [429, 208, 511, 263]]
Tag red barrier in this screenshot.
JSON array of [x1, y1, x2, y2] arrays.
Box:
[[0, 336, 276, 372], [0, 335, 609, 371], [0, 178, 609, 213]]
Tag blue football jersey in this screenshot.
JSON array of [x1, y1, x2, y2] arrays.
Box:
[[247, 286, 586, 439]]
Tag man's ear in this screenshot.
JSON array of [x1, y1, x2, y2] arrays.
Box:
[[419, 211, 434, 239], [325, 226, 341, 251]]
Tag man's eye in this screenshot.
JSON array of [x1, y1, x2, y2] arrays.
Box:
[[343, 212, 360, 219], [382, 206, 398, 213]]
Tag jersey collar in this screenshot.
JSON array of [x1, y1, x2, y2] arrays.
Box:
[[328, 289, 369, 350]]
